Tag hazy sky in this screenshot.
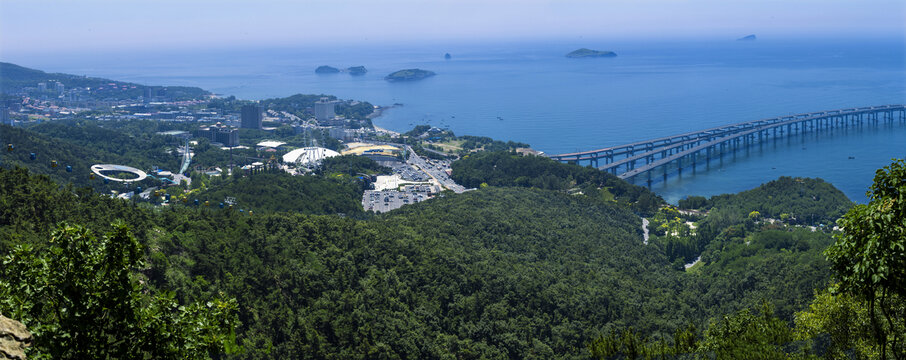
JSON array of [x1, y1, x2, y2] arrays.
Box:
[[2, 0, 904, 54]]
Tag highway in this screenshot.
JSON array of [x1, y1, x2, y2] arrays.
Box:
[[405, 145, 466, 193]]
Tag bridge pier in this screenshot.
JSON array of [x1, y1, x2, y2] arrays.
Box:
[[692, 153, 697, 173]]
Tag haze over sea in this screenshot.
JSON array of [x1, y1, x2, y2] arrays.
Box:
[[12, 38, 905, 203]]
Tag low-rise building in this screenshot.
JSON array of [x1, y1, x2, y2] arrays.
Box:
[[197, 123, 239, 147]]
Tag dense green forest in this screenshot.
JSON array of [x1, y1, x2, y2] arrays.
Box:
[[682, 176, 852, 225], [590, 160, 906, 359], [26, 121, 183, 171], [649, 176, 853, 266], [2, 121, 902, 358], [0, 124, 164, 191], [0, 165, 858, 358], [318, 155, 391, 177], [451, 151, 662, 215], [188, 156, 390, 215], [193, 171, 366, 215]]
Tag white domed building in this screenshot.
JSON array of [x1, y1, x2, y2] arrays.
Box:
[[282, 147, 341, 167]]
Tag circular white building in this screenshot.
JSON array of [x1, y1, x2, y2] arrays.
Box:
[[282, 147, 340, 167], [91, 164, 148, 183]]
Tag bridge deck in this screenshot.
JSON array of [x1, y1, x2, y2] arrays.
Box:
[[551, 105, 902, 161], [615, 105, 905, 179]]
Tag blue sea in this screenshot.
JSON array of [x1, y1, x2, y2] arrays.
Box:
[[9, 38, 906, 203]]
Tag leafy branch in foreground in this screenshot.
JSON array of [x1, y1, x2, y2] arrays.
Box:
[[824, 159, 906, 359], [0, 223, 239, 360]]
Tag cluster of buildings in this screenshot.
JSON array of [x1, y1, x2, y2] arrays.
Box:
[[196, 123, 240, 147], [36, 81, 66, 94]]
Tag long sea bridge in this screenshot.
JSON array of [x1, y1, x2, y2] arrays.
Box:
[[548, 105, 906, 185]]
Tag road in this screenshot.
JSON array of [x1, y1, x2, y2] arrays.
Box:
[[642, 218, 650, 245], [405, 145, 466, 193]]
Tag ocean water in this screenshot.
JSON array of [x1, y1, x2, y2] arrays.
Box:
[[9, 38, 905, 203]]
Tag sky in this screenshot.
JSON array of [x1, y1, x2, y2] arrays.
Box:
[[1, 0, 904, 55]]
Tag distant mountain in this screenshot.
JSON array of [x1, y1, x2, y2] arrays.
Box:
[[0, 62, 208, 100], [385, 69, 436, 82], [566, 48, 617, 58], [737, 34, 757, 41]]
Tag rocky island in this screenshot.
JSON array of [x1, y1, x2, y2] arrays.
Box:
[[737, 34, 757, 41], [444, 53, 452, 60], [384, 69, 436, 82], [315, 65, 340, 74], [347, 66, 367, 75], [566, 48, 617, 58]]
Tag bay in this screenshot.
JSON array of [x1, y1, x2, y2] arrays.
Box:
[[11, 38, 905, 202]]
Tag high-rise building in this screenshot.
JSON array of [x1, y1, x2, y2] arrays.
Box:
[[143, 88, 154, 102], [55, 82, 65, 93], [314, 98, 338, 122], [37, 82, 47, 92], [241, 104, 263, 129]]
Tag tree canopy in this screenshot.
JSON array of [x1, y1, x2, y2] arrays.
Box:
[[0, 222, 237, 359], [451, 151, 663, 215]]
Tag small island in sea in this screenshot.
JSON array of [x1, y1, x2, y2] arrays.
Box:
[[737, 34, 757, 41], [385, 69, 436, 82], [347, 66, 367, 75], [444, 53, 452, 60], [566, 48, 617, 58], [315, 65, 340, 74]]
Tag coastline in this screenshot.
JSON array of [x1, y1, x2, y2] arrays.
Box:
[[372, 124, 400, 137], [369, 104, 402, 136]]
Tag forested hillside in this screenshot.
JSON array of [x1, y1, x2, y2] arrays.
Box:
[[685, 176, 851, 225], [591, 160, 906, 358], [0, 165, 854, 358], [0, 124, 163, 191], [451, 151, 663, 215], [27, 121, 182, 171], [318, 155, 391, 177], [0, 62, 208, 100], [193, 171, 366, 215]]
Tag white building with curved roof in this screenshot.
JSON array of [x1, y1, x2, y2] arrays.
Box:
[[282, 147, 340, 167]]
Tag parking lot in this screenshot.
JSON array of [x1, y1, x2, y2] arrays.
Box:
[[363, 185, 436, 213], [388, 161, 430, 182]]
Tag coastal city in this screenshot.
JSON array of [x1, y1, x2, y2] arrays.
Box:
[[0, 67, 487, 213]]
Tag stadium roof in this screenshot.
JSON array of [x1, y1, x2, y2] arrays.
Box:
[[282, 147, 340, 166], [257, 140, 286, 148]]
